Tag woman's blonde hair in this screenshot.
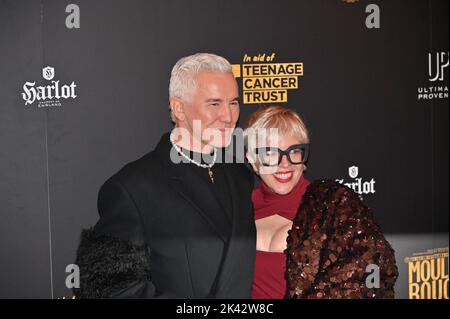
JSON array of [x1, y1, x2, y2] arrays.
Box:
[[245, 105, 309, 139]]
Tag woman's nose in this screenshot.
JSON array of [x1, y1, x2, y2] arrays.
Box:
[[279, 154, 291, 167]]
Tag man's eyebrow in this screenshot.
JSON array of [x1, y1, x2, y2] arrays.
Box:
[[205, 97, 239, 103], [205, 98, 223, 102]]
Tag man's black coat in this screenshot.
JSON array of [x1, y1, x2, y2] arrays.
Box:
[[74, 132, 256, 298]]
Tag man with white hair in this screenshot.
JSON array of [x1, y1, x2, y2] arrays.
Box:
[[74, 53, 256, 298]]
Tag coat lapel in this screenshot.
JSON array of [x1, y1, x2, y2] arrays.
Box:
[[212, 166, 249, 295], [171, 169, 231, 243], [155, 133, 231, 243]]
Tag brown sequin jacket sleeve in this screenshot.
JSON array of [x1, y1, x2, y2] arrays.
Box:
[[285, 179, 399, 299]]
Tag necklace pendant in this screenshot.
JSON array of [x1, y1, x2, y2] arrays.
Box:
[[208, 167, 214, 183]]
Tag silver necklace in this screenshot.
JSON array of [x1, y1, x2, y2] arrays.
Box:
[[170, 135, 217, 183]]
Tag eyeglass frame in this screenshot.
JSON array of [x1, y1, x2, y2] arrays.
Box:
[[254, 144, 310, 167]]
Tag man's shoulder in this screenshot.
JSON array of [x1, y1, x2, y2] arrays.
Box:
[[108, 133, 171, 186], [109, 150, 160, 186]]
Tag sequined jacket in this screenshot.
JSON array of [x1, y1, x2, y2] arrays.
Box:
[[285, 180, 399, 299]]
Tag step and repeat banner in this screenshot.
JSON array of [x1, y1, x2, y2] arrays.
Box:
[[0, 0, 448, 299]]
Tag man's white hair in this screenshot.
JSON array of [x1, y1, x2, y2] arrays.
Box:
[[169, 53, 233, 122]]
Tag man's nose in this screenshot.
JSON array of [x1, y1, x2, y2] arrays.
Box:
[[219, 105, 233, 123]]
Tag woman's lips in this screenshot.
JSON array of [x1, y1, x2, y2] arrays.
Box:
[[273, 171, 293, 183]]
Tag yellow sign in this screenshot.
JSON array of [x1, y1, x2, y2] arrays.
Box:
[[404, 247, 449, 299], [233, 53, 304, 104]]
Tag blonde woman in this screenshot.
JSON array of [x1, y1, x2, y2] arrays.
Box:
[[244, 106, 398, 299]]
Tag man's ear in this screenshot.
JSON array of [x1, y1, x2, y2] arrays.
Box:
[[170, 97, 186, 123]]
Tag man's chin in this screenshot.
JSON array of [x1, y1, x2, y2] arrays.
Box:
[[207, 135, 232, 149]]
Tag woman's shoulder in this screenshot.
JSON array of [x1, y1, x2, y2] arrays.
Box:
[[305, 179, 355, 196], [295, 178, 378, 229], [303, 179, 363, 208]]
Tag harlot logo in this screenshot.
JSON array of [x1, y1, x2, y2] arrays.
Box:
[[336, 165, 376, 199], [232, 53, 304, 105], [21, 66, 77, 108]]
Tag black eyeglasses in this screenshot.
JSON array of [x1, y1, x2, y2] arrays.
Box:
[[254, 144, 309, 167]]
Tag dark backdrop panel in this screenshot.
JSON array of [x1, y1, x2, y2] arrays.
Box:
[[430, 0, 449, 235], [0, 0, 448, 298], [0, 1, 52, 298], [40, 0, 174, 299]]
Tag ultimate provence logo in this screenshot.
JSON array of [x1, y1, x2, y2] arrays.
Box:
[[417, 52, 449, 100], [21, 66, 77, 108]]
